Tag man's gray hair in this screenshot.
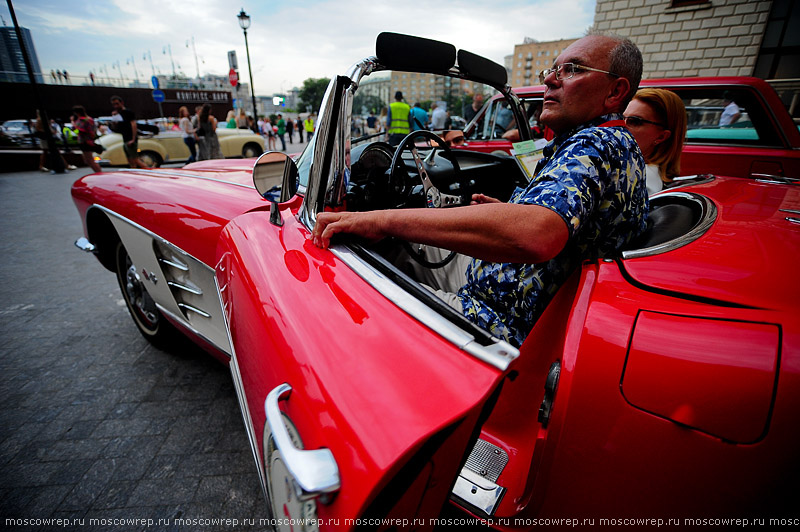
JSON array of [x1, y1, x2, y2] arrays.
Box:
[[586, 30, 643, 108]]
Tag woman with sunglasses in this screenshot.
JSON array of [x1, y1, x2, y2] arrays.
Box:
[[624, 88, 687, 195]]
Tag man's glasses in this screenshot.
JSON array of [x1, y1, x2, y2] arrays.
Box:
[[539, 63, 620, 84], [623, 115, 666, 128]]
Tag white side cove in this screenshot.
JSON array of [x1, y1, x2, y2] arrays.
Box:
[[96, 205, 232, 356]]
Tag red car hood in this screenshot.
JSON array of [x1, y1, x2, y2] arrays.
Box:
[[622, 176, 800, 312]]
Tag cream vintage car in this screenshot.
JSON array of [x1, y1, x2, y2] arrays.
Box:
[[95, 127, 265, 167]]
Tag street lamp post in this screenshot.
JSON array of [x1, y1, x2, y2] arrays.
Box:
[[237, 8, 258, 121]]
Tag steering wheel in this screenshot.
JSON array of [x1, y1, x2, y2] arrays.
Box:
[[389, 130, 464, 268], [389, 130, 465, 208]]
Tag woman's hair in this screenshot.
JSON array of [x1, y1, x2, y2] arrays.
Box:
[[226, 110, 235, 120], [633, 88, 687, 182], [72, 105, 87, 117], [179, 106, 189, 118], [200, 103, 212, 123]]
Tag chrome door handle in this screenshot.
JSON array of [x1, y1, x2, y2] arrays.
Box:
[[264, 383, 340, 501]]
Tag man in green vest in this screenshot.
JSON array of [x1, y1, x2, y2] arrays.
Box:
[[304, 114, 315, 142], [386, 91, 411, 146]]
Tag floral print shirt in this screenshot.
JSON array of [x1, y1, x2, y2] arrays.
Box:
[[458, 114, 648, 347]]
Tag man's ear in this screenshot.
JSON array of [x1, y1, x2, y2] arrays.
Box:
[[606, 77, 632, 111]]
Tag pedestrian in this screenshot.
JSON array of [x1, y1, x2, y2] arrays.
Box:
[[110, 95, 146, 168], [237, 109, 248, 129], [34, 111, 71, 172], [276, 113, 286, 151], [63, 70, 70, 84], [56, 70, 63, 83], [304, 114, 315, 142], [225, 110, 236, 128], [409, 103, 428, 132], [296, 117, 304, 143], [71, 105, 102, 173], [197, 103, 222, 160], [386, 91, 411, 145], [178, 105, 198, 163], [266, 117, 277, 151], [430, 102, 447, 130], [286, 116, 294, 144], [89, 71, 95, 85], [50, 69, 56, 83]]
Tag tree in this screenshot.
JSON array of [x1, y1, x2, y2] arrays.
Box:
[[353, 93, 384, 115], [298, 78, 331, 114]]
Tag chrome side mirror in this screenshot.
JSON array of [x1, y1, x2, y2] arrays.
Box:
[[253, 151, 299, 203]]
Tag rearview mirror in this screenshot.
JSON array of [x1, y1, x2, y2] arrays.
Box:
[[253, 151, 298, 203]]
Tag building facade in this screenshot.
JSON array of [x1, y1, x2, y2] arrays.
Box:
[[592, 0, 787, 79], [509, 37, 580, 87], [0, 26, 43, 83]]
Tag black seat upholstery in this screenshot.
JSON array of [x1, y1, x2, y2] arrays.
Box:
[[626, 203, 698, 250]]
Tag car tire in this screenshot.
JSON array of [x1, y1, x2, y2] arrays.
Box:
[[115, 242, 176, 345], [242, 142, 263, 158], [139, 150, 163, 168]]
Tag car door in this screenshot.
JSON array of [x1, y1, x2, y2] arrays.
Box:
[[217, 75, 517, 528]]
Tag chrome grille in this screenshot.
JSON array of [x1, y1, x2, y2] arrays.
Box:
[[464, 439, 508, 483]]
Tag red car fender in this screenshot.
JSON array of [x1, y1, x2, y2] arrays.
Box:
[[216, 207, 508, 523]]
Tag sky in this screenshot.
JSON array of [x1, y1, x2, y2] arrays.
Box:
[[4, 0, 597, 96]]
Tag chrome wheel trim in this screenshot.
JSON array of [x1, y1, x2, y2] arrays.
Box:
[[123, 257, 159, 330]]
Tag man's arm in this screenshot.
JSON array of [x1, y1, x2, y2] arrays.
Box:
[[129, 120, 138, 145], [312, 202, 568, 264]]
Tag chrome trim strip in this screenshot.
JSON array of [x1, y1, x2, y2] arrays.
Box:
[[780, 209, 800, 215], [214, 273, 268, 500], [178, 302, 211, 318], [330, 246, 519, 371], [156, 304, 228, 358], [755, 175, 800, 185], [110, 168, 256, 189], [622, 192, 718, 260], [264, 383, 341, 499], [665, 174, 716, 190], [168, 280, 203, 295], [159, 257, 189, 271], [787, 217, 800, 225], [451, 467, 505, 517], [74, 236, 96, 253]]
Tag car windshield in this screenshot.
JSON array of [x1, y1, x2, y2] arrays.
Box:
[[350, 69, 498, 148]]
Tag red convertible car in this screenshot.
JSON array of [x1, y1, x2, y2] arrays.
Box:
[[73, 33, 799, 528], [461, 77, 800, 181]]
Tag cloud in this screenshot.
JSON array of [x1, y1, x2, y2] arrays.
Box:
[[5, 0, 596, 94]]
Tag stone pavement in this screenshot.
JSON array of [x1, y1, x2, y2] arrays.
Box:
[[0, 167, 266, 531]]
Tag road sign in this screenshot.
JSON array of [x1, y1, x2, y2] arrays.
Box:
[[228, 50, 238, 70], [152, 89, 165, 102], [229, 68, 239, 87], [151, 76, 159, 89]]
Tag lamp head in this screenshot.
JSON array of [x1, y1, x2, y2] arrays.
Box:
[[237, 8, 250, 30]]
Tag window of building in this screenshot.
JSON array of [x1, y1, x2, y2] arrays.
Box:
[[670, 0, 710, 7]]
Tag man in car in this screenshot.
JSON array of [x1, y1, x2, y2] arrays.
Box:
[[312, 33, 648, 348]]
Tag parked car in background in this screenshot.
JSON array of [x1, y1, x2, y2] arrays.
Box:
[[1, 119, 34, 146], [73, 33, 799, 529], [95, 126, 265, 167], [462, 77, 800, 180]]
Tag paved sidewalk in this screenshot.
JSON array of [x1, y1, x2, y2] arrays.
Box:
[[0, 168, 265, 530]]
